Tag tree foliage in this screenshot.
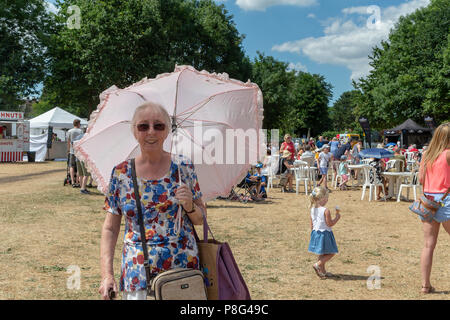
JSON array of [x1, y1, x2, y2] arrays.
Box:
[[39, 0, 251, 117], [329, 90, 362, 132], [354, 0, 450, 129], [0, 0, 52, 110], [250, 53, 332, 138]]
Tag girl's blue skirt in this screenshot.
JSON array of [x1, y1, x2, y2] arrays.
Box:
[[308, 230, 338, 255]]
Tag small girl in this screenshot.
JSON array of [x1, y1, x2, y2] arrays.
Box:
[[308, 186, 341, 279], [338, 155, 349, 190]]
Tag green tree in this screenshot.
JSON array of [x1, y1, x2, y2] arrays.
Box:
[[0, 0, 52, 109], [250, 53, 296, 135], [329, 90, 362, 131], [292, 72, 333, 137], [354, 0, 450, 128], [40, 0, 251, 117]]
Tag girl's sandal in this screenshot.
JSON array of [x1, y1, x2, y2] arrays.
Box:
[[313, 263, 327, 279], [421, 286, 435, 294]]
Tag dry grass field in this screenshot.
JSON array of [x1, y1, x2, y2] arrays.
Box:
[[0, 161, 449, 300]]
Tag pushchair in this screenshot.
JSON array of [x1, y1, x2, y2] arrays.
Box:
[[63, 153, 77, 186]]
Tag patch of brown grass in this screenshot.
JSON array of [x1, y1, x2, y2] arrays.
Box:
[[0, 162, 449, 299]]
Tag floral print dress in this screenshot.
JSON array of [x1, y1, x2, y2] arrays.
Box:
[[103, 155, 202, 292]]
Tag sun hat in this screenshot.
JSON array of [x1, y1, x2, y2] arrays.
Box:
[[340, 155, 347, 160], [321, 144, 330, 149], [282, 150, 291, 158]]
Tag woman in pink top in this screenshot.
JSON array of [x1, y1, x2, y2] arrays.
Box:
[[418, 122, 450, 294]]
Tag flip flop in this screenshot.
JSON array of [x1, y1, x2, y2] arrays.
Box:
[[313, 263, 326, 279], [421, 286, 435, 294]]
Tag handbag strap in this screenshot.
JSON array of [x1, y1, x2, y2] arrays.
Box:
[[130, 158, 153, 289]]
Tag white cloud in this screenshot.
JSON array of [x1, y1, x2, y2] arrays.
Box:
[[287, 62, 308, 72], [235, 0, 317, 11], [45, 1, 58, 14], [272, 0, 430, 80], [307, 13, 316, 19]]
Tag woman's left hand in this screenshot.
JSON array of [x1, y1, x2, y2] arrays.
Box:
[[175, 184, 194, 211]]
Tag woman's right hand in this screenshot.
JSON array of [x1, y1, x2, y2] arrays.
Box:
[[99, 276, 118, 300]]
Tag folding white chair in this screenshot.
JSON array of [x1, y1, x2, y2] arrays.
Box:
[[397, 172, 420, 202]]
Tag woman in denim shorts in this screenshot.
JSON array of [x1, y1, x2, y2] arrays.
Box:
[[418, 122, 450, 294]]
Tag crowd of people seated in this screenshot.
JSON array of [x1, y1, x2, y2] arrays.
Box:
[[221, 132, 428, 202]]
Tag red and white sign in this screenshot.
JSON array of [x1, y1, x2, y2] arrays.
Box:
[[0, 151, 23, 162], [0, 111, 24, 121]]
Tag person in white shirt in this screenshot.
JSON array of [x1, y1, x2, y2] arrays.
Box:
[[67, 119, 83, 187], [308, 186, 341, 278], [316, 144, 333, 191]]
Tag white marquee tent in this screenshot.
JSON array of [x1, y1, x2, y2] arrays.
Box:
[[28, 107, 87, 161], [29, 107, 88, 129]]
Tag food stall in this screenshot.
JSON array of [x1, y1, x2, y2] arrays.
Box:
[[0, 111, 30, 162]]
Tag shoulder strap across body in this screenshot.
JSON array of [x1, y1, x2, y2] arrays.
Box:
[[130, 158, 154, 292]]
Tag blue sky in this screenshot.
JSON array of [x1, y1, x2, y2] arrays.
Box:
[[216, 0, 430, 104], [45, 0, 430, 104]]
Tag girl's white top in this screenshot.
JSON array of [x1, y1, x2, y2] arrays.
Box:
[[310, 206, 332, 232]]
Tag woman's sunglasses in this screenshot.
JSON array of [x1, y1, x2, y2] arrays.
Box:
[[135, 123, 166, 132]]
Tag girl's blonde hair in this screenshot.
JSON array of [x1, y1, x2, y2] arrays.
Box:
[[422, 122, 450, 171], [308, 186, 328, 209]]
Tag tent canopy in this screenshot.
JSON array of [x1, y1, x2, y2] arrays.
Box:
[[384, 119, 430, 135], [29, 107, 88, 129]]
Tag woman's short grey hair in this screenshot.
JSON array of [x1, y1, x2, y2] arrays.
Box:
[[131, 102, 171, 130]]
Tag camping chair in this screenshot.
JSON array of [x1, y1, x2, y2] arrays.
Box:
[[227, 173, 260, 203]]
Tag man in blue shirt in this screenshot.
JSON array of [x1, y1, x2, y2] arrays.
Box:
[[315, 136, 325, 149], [335, 140, 352, 160]]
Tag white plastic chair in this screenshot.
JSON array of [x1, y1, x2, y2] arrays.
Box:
[[397, 172, 420, 202], [361, 166, 386, 201], [330, 160, 341, 188], [386, 159, 405, 172], [361, 159, 372, 165], [405, 152, 415, 162], [267, 154, 279, 190], [293, 161, 311, 195], [301, 155, 317, 187]]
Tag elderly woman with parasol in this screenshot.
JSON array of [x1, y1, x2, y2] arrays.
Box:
[[99, 102, 205, 300]]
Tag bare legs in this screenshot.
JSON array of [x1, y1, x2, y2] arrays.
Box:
[[316, 254, 335, 274], [420, 220, 440, 291]]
